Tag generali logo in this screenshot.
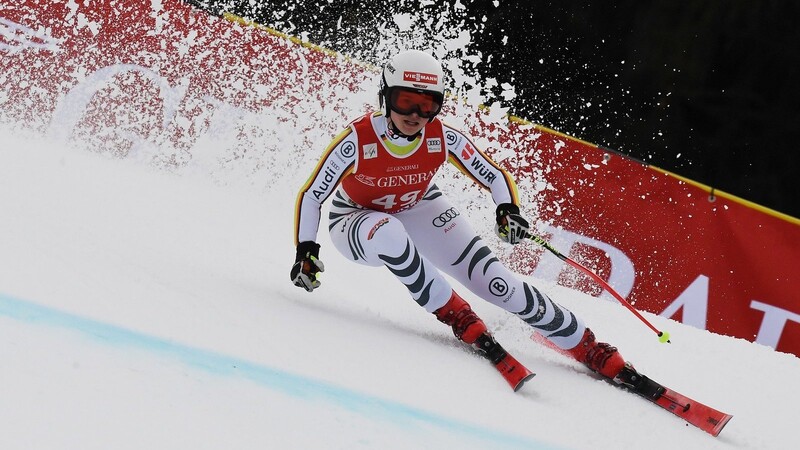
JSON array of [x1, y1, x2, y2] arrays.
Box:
[[403, 71, 438, 85], [0, 17, 61, 53]]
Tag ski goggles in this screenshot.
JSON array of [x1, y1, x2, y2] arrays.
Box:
[[388, 88, 443, 118]]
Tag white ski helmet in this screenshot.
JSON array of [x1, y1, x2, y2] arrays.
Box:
[[380, 50, 445, 118]]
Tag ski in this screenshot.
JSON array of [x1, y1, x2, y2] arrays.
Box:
[[530, 331, 731, 435], [475, 333, 536, 391], [495, 351, 535, 391], [613, 363, 733, 436]]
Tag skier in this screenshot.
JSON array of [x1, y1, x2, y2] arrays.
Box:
[[291, 49, 626, 387]]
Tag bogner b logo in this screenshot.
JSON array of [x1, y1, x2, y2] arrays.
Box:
[[426, 138, 442, 153], [363, 143, 378, 159]]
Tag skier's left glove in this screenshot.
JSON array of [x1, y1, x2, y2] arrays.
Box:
[[495, 203, 530, 245], [290, 241, 325, 292]]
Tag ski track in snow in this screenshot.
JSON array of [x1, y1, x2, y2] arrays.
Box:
[[1, 128, 799, 450]]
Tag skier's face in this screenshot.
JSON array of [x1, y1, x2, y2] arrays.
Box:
[[389, 109, 426, 136]]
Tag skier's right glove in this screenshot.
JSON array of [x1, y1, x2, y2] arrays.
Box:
[[290, 241, 325, 292]]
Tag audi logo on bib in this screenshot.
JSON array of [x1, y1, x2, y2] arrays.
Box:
[[432, 207, 460, 227]]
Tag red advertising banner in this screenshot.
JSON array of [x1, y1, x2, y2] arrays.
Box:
[[3, 0, 799, 356], [499, 125, 800, 355]]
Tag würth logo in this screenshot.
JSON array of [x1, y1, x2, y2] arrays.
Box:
[[403, 71, 438, 85]]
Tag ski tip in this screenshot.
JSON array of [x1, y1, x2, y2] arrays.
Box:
[[711, 414, 734, 437], [513, 372, 536, 392]]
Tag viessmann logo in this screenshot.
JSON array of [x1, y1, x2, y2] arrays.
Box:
[[403, 71, 438, 85], [0, 17, 61, 53]]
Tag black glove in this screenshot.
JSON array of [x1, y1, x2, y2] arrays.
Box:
[[495, 203, 530, 245], [290, 241, 325, 292]]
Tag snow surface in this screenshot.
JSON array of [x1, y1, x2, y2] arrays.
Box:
[[1, 123, 799, 450]]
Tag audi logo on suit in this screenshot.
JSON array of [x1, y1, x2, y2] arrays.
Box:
[[432, 207, 460, 227]]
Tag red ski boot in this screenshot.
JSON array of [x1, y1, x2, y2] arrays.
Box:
[[434, 291, 535, 391], [433, 291, 487, 344], [567, 328, 626, 379]]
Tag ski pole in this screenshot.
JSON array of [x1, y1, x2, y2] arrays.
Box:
[[526, 233, 671, 344]]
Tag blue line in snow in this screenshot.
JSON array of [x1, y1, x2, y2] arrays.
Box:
[[0, 292, 566, 450]]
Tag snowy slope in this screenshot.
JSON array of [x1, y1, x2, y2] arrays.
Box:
[[1, 126, 799, 450]]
